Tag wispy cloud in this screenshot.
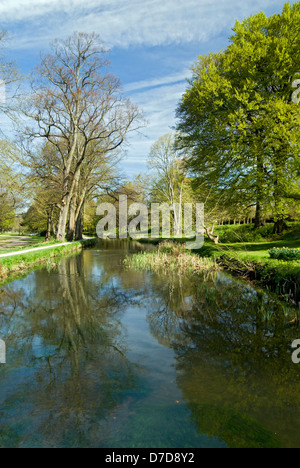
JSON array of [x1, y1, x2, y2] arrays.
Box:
[[2, 0, 284, 50], [124, 78, 187, 174], [124, 69, 190, 93], [0, 0, 288, 177]]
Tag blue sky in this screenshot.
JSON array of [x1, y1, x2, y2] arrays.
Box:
[[1, 0, 291, 177]]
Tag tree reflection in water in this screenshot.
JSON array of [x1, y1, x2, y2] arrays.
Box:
[[0, 243, 299, 448], [145, 270, 300, 448], [0, 253, 143, 448]]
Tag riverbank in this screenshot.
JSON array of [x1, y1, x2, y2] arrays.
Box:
[[0, 238, 97, 283], [188, 236, 298, 305], [204, 246, 300, 306], [208, 225, 300, 305], [134, 236, 300, 306]]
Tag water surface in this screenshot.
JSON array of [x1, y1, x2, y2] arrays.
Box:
[[0, 241, 299, 448]]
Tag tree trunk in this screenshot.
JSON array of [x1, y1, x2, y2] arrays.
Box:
[[45, 211, 52, 242], [67, 194, 77, 242], [56, 170, 78, 241], [56, 202, 70, 242], [272, 158, 287, 236], [66, 172, 80, 242], [75, 203, 84, 240], [273, 219, 288, 235], [52, 218, 56, 237], [204, 223, 219, 244], [254, 152, 265, 229], [46, 205, 54, 241], [254, 203, 264, 229]]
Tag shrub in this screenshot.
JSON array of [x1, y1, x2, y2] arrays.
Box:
[[269, 247, 300, 262], [216, 224, 274, 243], [216, 223, 300, 244]]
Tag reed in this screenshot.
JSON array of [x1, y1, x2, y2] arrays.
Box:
[[124, 241, 219, 274]]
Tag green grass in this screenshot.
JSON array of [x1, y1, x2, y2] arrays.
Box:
[[194, 239, 300, 305], [0, 235, 51, 254], [137, 234, 300, 262], [214, 222, 300, 243], [219, 239, 300, 261], [0, 235, 16, 241], [0, 238, 97, 283], [135, 233, 300, 304]]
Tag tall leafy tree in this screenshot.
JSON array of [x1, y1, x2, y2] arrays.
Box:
[[177, 2, 300, 232]]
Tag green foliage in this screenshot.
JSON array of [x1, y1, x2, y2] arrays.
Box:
[[0, 141, 24, 231], [215, 222, 300, 243], [269, 247, 300, 262], [217, 251, 300, 304], [176, 2, 300, 227], [216, 224, 275, 243], [0, 239, 97, 282]]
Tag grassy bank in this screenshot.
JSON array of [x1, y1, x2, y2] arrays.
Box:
[[214, 222, 300, 244], [134, 223, 300, 305], [214, 251, 299, 305], [194, 240, 300, 305], [0, 238, 97, 283], [124, 241, 219, 275]]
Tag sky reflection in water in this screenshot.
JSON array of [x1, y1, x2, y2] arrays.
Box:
[[0, 241, 299, 448]]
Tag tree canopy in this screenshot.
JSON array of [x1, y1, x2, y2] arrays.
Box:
[[176, 2, 300, 233]]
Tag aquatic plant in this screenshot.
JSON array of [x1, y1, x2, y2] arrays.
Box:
[[124, 241, 219, 274]]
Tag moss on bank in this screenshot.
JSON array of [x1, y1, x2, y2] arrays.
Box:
[[0, 238, 97, 284]]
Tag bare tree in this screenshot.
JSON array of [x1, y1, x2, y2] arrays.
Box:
[[22, 32, 142, 241], [148, 133, 189, 236], [0, 31, 20, 135], [0, 141, 27, 231]]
